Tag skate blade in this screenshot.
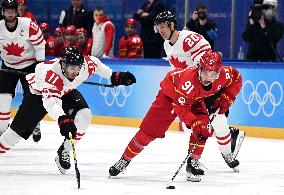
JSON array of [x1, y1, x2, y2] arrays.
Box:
[[55, 156, 67, 175], [186, 173, 201, 182], [232, 131, 245, 159], [233, 166, 239, 173]]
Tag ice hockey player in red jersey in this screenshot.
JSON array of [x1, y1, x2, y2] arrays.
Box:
[[74, 28, 93, 56], [16, 0, 37, 23], [0, 46, 136, 174], [0, 0, 45, 139], [109, 51, 242, 182], [54, 26, 66, 57], [118, 18, 143, 58], [64, 25, 76, 47], [155, 11, 245, 168], [39, 22, 58, 56]]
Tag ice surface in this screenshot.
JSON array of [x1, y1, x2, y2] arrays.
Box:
[[1, 122, 284, 195]]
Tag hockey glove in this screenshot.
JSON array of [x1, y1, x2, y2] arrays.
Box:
[[111, 71, 136, 86], [58, 115, 77, 139], [212, 93, 235, 114], [191, 120, 211, 138]]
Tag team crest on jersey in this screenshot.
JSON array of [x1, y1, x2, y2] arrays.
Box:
[[169, 56, 188, 69], [3, 42, 25, 57], [48, 42, 54, 48]]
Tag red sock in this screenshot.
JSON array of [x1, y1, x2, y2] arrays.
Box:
[[122, 130, 155, 161], [188, 134, 207, 159]]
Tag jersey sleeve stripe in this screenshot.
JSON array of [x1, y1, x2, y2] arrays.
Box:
[[191, 47, 211, 62]]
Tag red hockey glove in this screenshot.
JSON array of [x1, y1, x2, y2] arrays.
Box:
[[191, 120, 211, 138], [212, 93, 235, 114], [111, 71, 136, 86], [58, 115, 77, 139]]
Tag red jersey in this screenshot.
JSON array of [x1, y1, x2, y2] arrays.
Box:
[[118, 34, 143, 58], [160, 66, 242, 124], [75, 38, 93, 56], [45, 35, 57, 56]]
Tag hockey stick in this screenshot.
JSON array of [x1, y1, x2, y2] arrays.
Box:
[[0, 68, 114, 87], [166, 112, 218, 189], [59, 10, 67, 45], [70, 136, 81, 189], [166, 141, 199, 189]]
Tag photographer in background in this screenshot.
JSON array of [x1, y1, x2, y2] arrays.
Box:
[[186, 3, 217, 50], [242, 0, 283, 62]]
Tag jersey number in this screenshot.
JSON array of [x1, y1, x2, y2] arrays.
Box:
[[182, 81, 194, 94]]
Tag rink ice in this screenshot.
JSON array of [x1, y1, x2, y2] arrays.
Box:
[[1, 121, 284, 195]]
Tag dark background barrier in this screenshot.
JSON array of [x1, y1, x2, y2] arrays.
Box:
[[23, 0, 284, 60]]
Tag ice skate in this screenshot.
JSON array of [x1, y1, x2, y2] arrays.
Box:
[[186, 157, 205, 182], [32, 123, 41, 142], [109, 157, 130, 177], [222, 153, 240, 172], [55, 144, 71, 174], [230, 126, 245, 159]]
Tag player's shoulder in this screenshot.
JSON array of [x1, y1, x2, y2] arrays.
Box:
[[18, 17, 32, 26]]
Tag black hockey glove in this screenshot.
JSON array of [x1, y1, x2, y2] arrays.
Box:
[[58, 115, 77, 139], [111, 71, 136, 86]]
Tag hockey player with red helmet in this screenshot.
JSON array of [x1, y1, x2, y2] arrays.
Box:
[[109, 51, 242, 182], [74, 28, 93, 55], [54, 26, 65, 56], [64, 25, 76, 47], [118, 18, 143, 58], [39, 22, 58, 56], [0, 46, 136, 174], [16, 0, 36, 23]]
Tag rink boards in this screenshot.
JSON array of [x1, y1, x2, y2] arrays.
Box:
[[8, 58, 284, 139]]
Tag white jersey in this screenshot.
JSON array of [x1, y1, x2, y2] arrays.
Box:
[[164, 30, 211, 69], [0, 17, 45, 69], [26, 56, 112, 120], [91, 21, 115, 58]]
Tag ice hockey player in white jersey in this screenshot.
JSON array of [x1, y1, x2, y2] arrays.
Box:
[[0, 0, 45, 142], [154, 11, 245, 173], [0, 46, 136, 174]]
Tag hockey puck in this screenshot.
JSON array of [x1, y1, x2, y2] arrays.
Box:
[[166, 185, 176, 189]]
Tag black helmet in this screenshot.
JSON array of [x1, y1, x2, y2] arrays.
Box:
[[1, 0, 18, 11], [60, 46, 84, 68], [154, 11, 177, 27]]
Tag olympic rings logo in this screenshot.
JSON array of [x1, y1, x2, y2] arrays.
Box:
[[99, 77, 132, 107], [242, 80, 283, 117]]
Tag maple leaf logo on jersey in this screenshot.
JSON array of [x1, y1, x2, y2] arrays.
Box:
[[3, 42, 25, 57], [169, 56, 188, 69]]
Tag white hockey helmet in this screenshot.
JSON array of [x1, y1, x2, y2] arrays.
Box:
[[263, 0, 278, 8]]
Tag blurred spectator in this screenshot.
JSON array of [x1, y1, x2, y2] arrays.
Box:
[[61, 0, 93, 36], [186, 3, 217, 50], [39, 22, 57, 56], [118, 19, 143, 58], [54, 27, 66, 56], [74, 27, 92, 55], [133, 0, 165, 58], [91, 7, 115, 58], [65, 25, 76, 47], [242, 0, 283, 61], [16, 0, 36, 22]]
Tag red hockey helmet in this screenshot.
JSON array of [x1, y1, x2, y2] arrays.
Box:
[[54, 27, 65, 36], [65, 25, 76, 35], [39, 22, 49, 32], [199, 51, 222, 72], [75, 28, 87, 37], [16, 0, 27, 5], [125, 18, 137, 28]]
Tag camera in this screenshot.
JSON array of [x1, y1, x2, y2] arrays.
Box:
[[251, 0, 269, 22], [198, 11, 207, 20]]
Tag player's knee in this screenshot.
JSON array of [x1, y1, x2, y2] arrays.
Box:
[[135, 130, 156, 146], [211, 114, 229, 135], [74, 108, 92, 132]]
